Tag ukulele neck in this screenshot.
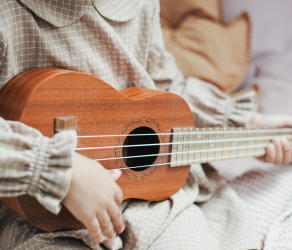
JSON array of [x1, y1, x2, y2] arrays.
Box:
[[170, 127, 292, 167]]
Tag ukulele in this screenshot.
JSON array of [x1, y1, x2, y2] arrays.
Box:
[[0, 68, 291, 232]]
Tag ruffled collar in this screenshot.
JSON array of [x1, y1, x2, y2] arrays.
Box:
[[19, 0, 145, 27], [93, 0, 145, 22]]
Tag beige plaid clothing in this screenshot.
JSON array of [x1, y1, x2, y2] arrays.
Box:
[[0, 0, 259, 249]]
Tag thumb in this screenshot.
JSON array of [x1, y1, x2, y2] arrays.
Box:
[[109, 169, 122, 181]]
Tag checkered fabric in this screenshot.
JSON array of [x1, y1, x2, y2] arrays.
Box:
[[0, 118, 77, 214], [212, 158, 292, 249], [0, 0, 259, 249]]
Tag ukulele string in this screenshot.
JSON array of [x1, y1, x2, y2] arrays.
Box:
[[74, 134, 292, 151], [75, 127, 292, 171], [76, 128, 292, 138], [106, 150, 266, 171], [93, 143, 270, 162]]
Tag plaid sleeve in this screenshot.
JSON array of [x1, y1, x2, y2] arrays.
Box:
[[170, 77, 258, 128], [0, 117, 77, 214]]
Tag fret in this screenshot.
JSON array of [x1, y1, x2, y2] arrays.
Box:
[[223, 127, 232, 159], [247, 129, 255, 156], [221, 128, 225, 160], [187, 128, 192, 165], [182, 128, 186, 164], [177, 128, 181, 167], [171, 128, 179, 167], [232, 128, 240, 157], [194, 128, 202, 164], [194, 128, 198, 163], [229, 128, 234, 159], [214, 128, 219, 159], [266, 129, 273, 149], [264, 128, 270, 152], [207, 128, 211, 162], [175, 128, 179, 167], [227, 128, 233, 159], [259, 128, 265, 155], [237, 128, 242, 156], [218, 128, 224, 159], [178, 128, 184, 166], [253, 128, 257, 156], [200, 128, 205, 163], [245, 128, 249, 157], [209, 128, 215, 160], [255, 128, 264, 156]]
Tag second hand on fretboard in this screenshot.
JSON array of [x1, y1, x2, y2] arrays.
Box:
[[170, 127, 292, 167]]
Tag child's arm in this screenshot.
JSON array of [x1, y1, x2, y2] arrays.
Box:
[[0, 117, 75, 214], [0, 117, 124, 243]]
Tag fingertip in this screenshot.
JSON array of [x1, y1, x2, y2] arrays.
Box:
[[110, 232, 116, 240], [281, 137, 288, 146], [99, 236, 106, 244], [110, 169, 122, 180], [118, 224, 125, 234], [273, 137, 281, 147], [85, 218, 104, 244], [267, 143, 274, 155], [266, 143, 275, 162]]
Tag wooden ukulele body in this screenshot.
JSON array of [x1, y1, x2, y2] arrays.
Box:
[[0, 68, 193, 232]]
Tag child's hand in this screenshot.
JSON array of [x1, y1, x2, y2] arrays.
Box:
[[247, 112, 292, 164], [63, 152, 125, 243]]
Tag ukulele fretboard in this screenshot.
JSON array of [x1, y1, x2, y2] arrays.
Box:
[[170, 127, 292, 167]]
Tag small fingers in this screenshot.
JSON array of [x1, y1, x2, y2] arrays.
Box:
[[260, 138, 292, 165], [97, 211, 116, 240], [273, 137, 283, 164], [84, 216, 104, 244], [262, 143, 275, 163], [281, 138, 291, 165], [109, 169, 122, 181], [114, 185, 123, 206], [107, 202, 125, 235]]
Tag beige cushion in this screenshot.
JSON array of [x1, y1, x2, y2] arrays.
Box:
[[160, 0, 222, 27], [160, 0, 250, 94]]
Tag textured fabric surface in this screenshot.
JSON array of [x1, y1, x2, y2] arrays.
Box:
[[0, 165, 260, 250], [169, 77, 257, 128], [0, 118, 77, 214], [0, 0, 259, 249], [212, 158, 292, 249]]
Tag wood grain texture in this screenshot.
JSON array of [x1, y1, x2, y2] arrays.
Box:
[[0, 68, 193, 232]]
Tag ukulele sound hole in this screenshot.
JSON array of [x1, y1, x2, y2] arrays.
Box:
[[122, 127, 160, 172]]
